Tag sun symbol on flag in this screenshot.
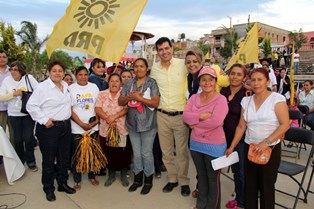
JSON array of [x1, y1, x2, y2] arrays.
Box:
[[74, 0, 120, 29]]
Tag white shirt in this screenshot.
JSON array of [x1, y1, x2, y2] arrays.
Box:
[[268, 70, 277, 90], [299, 89, 314, 110], [68, 82, 99, 134], [294, 53, 300, 62], [27, 78, 71, 125], [0, 74, 38, 116], [241, 92, 286, 145]]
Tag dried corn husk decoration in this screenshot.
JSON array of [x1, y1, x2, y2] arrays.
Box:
[[72, 132, 107, 173], [106, 126, 119, 147]]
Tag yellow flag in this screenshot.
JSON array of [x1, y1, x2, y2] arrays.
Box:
[[46, 0, 147, 63], [204, 51, 210, 60], [225, 22, 259, 70]]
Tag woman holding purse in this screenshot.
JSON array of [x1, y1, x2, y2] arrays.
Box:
[[0, 61, 38, 171], [225, 67, 289, 209]]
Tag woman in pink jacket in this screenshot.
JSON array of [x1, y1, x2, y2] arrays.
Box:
[[183, 66, 228, 209]]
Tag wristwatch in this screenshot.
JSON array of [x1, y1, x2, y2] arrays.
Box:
[[265, 138, 272, 146]]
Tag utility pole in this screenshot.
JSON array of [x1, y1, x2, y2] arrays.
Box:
[[227, 16, 232, 28]]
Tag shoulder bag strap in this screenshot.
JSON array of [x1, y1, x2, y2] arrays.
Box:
[[25, 74, 33, 92]]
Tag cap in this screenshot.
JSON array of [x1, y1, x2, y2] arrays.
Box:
[[198, 66, 217, 78]]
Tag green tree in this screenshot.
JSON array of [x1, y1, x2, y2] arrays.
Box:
[[288, 29, 308, 50], [0, 21, 27, 63], [196, 40, 211, 56], [24, 50, 75, 78], [260, 38, 272, 58], [219, 25, 239, 60], [42, 50, 74, 71], [16, 21, 49, 75]]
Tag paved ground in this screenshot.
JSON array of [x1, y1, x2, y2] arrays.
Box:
[[1, 145, 314, 209]]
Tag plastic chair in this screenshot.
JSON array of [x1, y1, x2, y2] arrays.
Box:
[[275, 127, 314, 209]]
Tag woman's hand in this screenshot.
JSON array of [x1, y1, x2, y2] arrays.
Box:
[[106, 115, 117, 124], [225, 147, 234, 157], [80, 123, 91, 131], [199, 112, 212, 121], [109, 121, 117, 128], [45, 119, 54, 128], [13, 89, 23, 97], [128, 91, 144, 101], [255, 141, 269, 154]]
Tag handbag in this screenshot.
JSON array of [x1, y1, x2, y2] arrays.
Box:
[[20, 75, 33, 114], [248, 143, 273, 165]]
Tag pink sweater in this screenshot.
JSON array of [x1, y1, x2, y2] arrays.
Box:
[[182, 93, 228, 144]]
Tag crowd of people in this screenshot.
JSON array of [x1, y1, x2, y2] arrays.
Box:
[[0, 35, 314, 209]]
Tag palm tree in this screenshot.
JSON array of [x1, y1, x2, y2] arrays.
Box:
[[16, 21, 49, 75]]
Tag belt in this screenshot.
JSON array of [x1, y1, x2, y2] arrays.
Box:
[[157, 109, 183, 116], [53, 118, 70, 124]]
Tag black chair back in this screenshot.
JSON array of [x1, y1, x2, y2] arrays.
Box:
[[284, 128, 314, 145], [298, 105, 310, 115], [289, 110, 303, 120]]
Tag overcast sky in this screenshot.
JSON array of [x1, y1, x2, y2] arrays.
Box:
[[0, 0, 313, 53]]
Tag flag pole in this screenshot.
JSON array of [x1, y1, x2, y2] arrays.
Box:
[[290, 42, 295, 106]]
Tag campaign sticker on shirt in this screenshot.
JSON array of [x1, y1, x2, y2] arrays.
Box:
[[76, 93, 94, 110]]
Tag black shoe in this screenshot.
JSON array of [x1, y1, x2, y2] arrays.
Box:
[[96, 168, 107, 176], [28, 164, 38, 172], [46, 191, 56, 201], [57, 183, 76, 194], [162, 182, 178, 193], [181, 185, 191, 197], [140, 175, 153, 195]]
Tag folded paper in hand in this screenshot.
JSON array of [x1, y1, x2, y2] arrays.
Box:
[[211, 151, 239, 171]]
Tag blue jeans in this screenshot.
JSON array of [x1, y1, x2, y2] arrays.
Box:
[[231, 143, 245, 208], [128, 128, 156, 176], [8, 115, 36, 166], [294, 62, 299, 75]]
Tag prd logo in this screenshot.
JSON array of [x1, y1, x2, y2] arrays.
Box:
[[74, 0, 120, 29]]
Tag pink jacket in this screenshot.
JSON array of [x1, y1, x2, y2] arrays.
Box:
[[183, 93, 228, 144]]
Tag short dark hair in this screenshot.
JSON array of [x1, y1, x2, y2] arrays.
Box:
[[133, 58, 149, 69], [108, 72, 121, 82], [48, 60, 65, 72], [0, 49, 7, 55], [229, 63, 247, 78], [155, 37, 172, 51], [10, 61, 27, 76], [75, 66, 88, 75], [304, 80, 313, 86], [279, 68, 286, 73]]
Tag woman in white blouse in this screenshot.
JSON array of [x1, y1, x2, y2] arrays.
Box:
[[0, 61, 38, 171], [27, 60, 76, 202], [225, 67, 289, 209]]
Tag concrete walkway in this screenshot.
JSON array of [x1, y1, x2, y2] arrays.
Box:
[[1, 145, 313, 209]]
